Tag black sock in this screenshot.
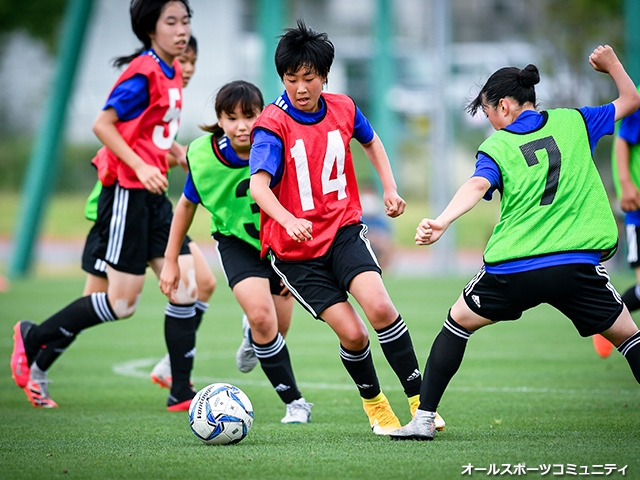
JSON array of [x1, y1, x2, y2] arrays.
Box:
[[26, 293, 116, 364], [165, 302, 197, 402], [420, 313, 473, 412], [339, 341, 381, 399], [33, 337, 76, 371], [376, 315, 421, 397], [253, 333, 301, 404], [617, 331, 640, 383], [622, 286, 640, 312], [194, 301, 208, 331]]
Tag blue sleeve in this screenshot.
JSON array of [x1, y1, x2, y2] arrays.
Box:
[[182, 173, 201, 204], [619, 108, 640, 145], [104, 74, 150, 122], [250, 130, 284, 185], [353, 106, 375, 144], [578, 104, 615, 154], [474, 153, 501, 201]]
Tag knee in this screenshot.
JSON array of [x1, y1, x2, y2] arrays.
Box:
[[197, 274, 216, 301], [246, 308, 275, 336], [109, 295, 140, 319], [340, 324, 370, 351], [366, 299, 398, 329], [173, 278, 198, 305]]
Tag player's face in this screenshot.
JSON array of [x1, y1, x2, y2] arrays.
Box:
[[218, 103, 261, 158], [178, 48, 197, 87], [482, 99, 507, 131], [149, 1, 191, 65], [283, 66, 325, 113]]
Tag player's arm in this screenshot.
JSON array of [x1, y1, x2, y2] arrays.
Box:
[[588, 45, 640, 121], [416, 176, 490, 246], [159, 194, 198, 299], [250, 170, 313, 242], [361, 133, 405, 218], [93, 107, 168, 194], [615, 136, 640, 211], [168, 141, 188, 172]]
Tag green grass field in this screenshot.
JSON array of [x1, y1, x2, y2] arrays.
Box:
[[1, 273, 638, 479]]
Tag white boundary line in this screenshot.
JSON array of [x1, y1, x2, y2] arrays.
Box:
[[113, 358, 640, 396]]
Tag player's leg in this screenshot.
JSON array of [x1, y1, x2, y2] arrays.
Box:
[[150, 253, 198, 411], [390, 295, 491, 441], [319, 300, 401, 434], [621, 225, 640, 312], [149, 240, 214, 389], [11, 268, 141, 405], [23, 227, 111, 406], [349, 272, 423, 404], [600, 307, 640, 383], [234, 276, 311, 423]]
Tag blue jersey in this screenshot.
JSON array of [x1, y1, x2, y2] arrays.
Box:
[[104, 49, 177, 122], [250, 91, 374, 185], [617, 108, 640, 225], [473, 105, 616, 274]]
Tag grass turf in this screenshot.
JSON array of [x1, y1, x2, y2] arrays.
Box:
[[1, 274, 638, 479]]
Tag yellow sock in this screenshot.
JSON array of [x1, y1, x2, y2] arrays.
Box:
[[362, 392, 387, 404]]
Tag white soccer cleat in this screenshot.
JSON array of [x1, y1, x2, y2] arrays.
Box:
[[150, 353, 172, 389], [389, 413, 436, 441], [281, 397, 314, 424], [236, 315, 258, 373]]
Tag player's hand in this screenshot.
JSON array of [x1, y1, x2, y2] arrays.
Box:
[[589, 45, 621, 74], [284, 218, 313, 242], [383, 191, 406, 218], [279, 281, 292, 297], [415, 218, 447, 245], [159, 262, 181, 301], [620, 180, 640, 212], [136, 163, 168, 195]]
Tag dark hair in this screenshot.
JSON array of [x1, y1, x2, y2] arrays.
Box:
[[466, 64, 540, 116], [274, 18, 334, 80], [201, 80, 264, 134], [113, 0, 192, 67], [186, 34, 197, 55]]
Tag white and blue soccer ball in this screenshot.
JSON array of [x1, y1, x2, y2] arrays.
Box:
[[188, 383, 254, 445]]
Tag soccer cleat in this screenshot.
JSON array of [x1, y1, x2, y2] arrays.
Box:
[[150, 353, 172, 389], [593, 334, 614, 359], [434, 412, 446, 431], [167, 390, 196, 412], [236, 314, 258, 373], [281, 397, 314, 424], [363, 393, 401, 435], [389, 413, 436, 441], [408, 394, 446, 431], [23, 378, 58, 408], [11, 321, 35, 388]]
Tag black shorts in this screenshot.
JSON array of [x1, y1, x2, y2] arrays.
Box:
[[91, 183, 189, 275], [214, 233, 283, 294], [624, 224, 640, 268], [462, 263, 623, 337], [81, 222, 107, 278], [270, 223, 381, 319]]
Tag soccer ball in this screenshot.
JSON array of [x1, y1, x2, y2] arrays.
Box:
[[188, 383, 254, 445]]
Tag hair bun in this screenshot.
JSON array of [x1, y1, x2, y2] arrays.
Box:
[[518, 64, 540, 88]]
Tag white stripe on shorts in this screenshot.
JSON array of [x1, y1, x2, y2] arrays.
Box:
[[270, 255, 318, 318], [627, 224, 638, 264], [105, 185, 129, 265]]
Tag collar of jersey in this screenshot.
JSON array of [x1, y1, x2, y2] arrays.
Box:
[[215, 134, 249, 168], [275, 92, 326, 124], [142, 49, 176, 79]]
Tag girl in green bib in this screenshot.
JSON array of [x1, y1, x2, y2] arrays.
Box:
[[391, 45, 640, 441], [159, 80, 312, 423]]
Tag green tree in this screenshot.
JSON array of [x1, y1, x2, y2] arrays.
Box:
[[0, 0, 67, 50]]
